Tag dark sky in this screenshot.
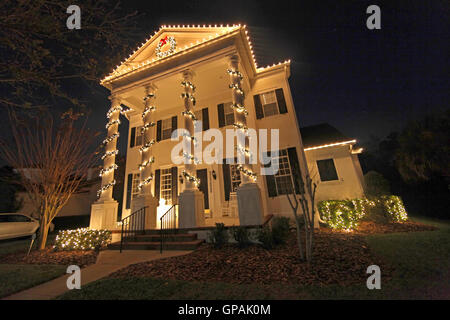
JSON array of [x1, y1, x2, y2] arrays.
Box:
[[7, 0, 446, 159], [87, 0, 448, 153]]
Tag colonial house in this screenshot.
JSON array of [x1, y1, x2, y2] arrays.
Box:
[[90, 24, 365, 233]]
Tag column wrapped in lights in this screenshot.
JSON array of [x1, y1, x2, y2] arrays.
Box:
[[98, 97, 121, 198], [138, 85, 157, 193], [228, 54, 257, 183], [181, 70, 200, 188]]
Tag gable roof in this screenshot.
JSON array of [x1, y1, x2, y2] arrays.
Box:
[[300, 123, 355, 149], [100, 24, 291, 86]]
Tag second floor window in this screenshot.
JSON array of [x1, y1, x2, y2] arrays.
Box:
[[317, 159, 339, 182], [260, 91, 279, 117], [162, 118, 172, 140]]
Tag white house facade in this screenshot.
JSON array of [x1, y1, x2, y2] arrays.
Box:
[[89, 25, 365, 232]]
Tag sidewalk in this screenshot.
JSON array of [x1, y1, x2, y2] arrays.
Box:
[[3, 250, 191, 300]]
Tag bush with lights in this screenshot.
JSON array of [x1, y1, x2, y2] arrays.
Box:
[[54, 228, 112, 251], [318, 196, 408, 230]]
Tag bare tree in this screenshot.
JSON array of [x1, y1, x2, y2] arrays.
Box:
[[0, 110, 99, 249], [286, 172, 318, 263]]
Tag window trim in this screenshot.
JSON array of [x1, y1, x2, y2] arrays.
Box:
[[259, 90, 280, 118]]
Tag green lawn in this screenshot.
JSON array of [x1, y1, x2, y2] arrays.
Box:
[[0, 264, 66, 298], [58, 215, 450, 300]]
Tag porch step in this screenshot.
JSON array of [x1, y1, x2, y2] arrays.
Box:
[[108, 239, 204, 251], [133, 233, 197, 242]]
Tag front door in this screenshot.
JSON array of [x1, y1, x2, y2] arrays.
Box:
[[196, 169, 209, 210]]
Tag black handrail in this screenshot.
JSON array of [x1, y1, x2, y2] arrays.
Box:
[[160, 204, 177, 253], [120, 206, 147, 253]]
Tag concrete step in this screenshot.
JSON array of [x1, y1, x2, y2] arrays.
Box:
[[133, 233, 197, 242], [109, 239, 204, 251]]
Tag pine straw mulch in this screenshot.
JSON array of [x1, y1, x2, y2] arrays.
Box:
[[349, 220, 437, 235], [0, 248, 98, 268], [108, 231, 392, 286], [108, 220, 437, 286]]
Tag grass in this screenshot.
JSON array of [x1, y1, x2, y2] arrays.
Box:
[[57, 215, 449, 299], [0, 264, 66, 298], [0, 233, 58, 256]]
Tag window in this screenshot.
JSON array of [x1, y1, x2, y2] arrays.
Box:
[[317, 159, 338, 181], [273, 149, 294, 195], [131, 173, 140, 199], [160, 168, 172, 204], [194, 110, 203, 132], [135, 126, 143, 146], [162, 118, 172, 140], [223, 102, 235, 126], [230, 164, 241, 192], [260, 91, 279, 117]]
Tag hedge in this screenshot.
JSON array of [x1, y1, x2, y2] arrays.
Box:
[[54, 228, 112, 251], [318, 196, 407, 230]]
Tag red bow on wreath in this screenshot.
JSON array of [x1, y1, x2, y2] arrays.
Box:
[[160, 36, 168, 46]]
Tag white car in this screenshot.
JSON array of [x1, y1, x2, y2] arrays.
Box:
[[0, 213, 44, 240]]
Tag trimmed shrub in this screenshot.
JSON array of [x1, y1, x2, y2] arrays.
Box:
[[255, 226, 274, 250], [54, 228, 111, 251], [381, 195, 408, 222], [271, 216, 290, 245], [319, 196, 408, 230], [208, 223, 229, 249], [230, 226, 251, 248]]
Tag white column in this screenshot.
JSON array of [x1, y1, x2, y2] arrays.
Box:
[[131, 84, 159, 229], [178, 69, 205, 228], [90, 95, 120, 230], [228, 54, 263, 226]]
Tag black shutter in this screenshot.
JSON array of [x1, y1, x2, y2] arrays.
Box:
[[275, 88, 288, 114], [222, 162, 231, 201], [265, 174, 277, 197], [287, 147, 303, 194], [253, 95, 264, 119], [202, 107, 210, 131], [171, 116, 177, 137], [218, 103, 225, 128], [156, 120, 162, 142], [125, 173, 133, 209], [130, 127, 136, 148], [154, 169, 161, 200], [171, 166, 178, 204]]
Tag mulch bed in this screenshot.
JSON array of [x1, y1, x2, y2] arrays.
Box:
[[0, 248, 98, 268], [108, 231, 394, 286], [345, 220, 437, 235]]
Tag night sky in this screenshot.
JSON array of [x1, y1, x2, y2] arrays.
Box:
[[7, 0, 449, 158], [90, 0, 448, 155]]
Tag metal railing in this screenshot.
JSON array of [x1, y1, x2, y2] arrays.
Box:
[[160, 204, 177, 253], [120, 206, 147, 253]]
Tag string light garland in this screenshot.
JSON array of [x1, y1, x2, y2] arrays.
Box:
[[99, 164, 118, 177], [182, 110, 198, 121], [100, 25, 291, 86], [237, 165, 257, 181], [101, 149, 118, 160], [142, 105, 156, 119], [105, 119, 120, 129], [139, 139, 156, 153], [180, 92, 196, 106], [230, 103, 249, 116], [97, 180, 116, 197], [182, 170, 200, 187], [138, 157, 155, 170], [141, 121, 155, 134], [138, 174, 154, 190], [106, 105, 122, 119], [181, 80, 196, 91], [102, 132, 119, 146]]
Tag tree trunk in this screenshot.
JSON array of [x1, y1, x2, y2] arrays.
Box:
[[294, 217, 304, 261], [38, 219, 48, 250]]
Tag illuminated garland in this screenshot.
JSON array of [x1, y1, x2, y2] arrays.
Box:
[[237, 164, 257, 181], [141, 121, 156, 134], [102, 132, 119, 146], [181, 80, 196, 91], [138, 157, 155, 170], [105, 119, 121, 129], [180, 92, 196, 106], [182, 110, 198, 121], [182, 170, 200, 187], [143, 93, 155, 102], [138, 174, 154, 190], [142, 105, 156, 119], [229, 66, 257, 181], [101, 149, 118, 160], [99, 164, 118, 177], [97, 179, 116, 197], [230, 103, 249, 116], [183, 152, 200, 164], [155, 35, 176, 58], [106, 105, 122, 119], [139, 139, 155, 153]]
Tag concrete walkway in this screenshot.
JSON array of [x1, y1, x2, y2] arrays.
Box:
[[3, 250, 191, 300]]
